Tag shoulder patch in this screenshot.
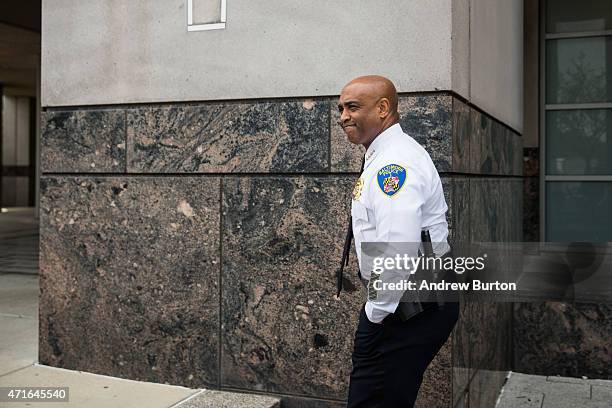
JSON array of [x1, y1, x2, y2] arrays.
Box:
[[377, 164, 406, 197]]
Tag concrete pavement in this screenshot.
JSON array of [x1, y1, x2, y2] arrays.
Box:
[[496, 372, 612, 408]]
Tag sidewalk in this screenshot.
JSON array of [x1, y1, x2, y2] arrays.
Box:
[[496, 372, 612, 408], [0, 364, 280, 408]]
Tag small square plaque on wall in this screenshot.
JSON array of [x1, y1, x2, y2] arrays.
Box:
[[188, 0, 226, 31]]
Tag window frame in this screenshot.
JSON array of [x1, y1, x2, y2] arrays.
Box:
[[187, 0, 227, 32], [540, 0, 612, 241]]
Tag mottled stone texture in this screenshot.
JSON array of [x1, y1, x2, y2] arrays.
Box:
[[126, 101, 329, 173], [468, 108, 523, 177], [39, 176, 220, 387], [331, 95, 522, 177], [470, 178, 523, 243], [331, 95, 453, 173], [452, 100, 471, 174], [39, 93, 524, 407], [447, 177, 521, 407], [514, 302, 612, 379], [41, 110, 126, 172], [399, 95, 453, 173], [220, 176, 362, 399]]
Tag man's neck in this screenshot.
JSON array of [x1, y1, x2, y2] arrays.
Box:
[[363, 119, 399, 151]]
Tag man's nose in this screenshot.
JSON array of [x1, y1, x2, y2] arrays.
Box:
[[340, 108, 350, 123]]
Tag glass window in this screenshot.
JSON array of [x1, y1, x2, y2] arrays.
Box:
[[188, 0, 226, 31], [546, 109, 612, 175], [192, 0, 222, 25], [546, 182, 612, 242], [547, 0, 612, 34], [544, 2, 612, 242], [546, 37, 612, 104]]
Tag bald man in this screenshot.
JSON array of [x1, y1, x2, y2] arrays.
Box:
[[337, 76, 459, 407]]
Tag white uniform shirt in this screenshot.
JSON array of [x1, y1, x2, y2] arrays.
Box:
[[351, 123, 450, 323]]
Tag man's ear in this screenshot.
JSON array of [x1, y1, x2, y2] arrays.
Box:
[[378, 98, 390, 119]]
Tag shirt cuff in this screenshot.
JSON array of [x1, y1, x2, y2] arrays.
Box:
[[365, 301, 390, 324]]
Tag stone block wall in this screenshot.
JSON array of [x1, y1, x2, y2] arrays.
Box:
[[447, 101, 522, 408], [39, 93, 522, 407]]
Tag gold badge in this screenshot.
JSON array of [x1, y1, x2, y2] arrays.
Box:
[[353, 177, 364, 200]]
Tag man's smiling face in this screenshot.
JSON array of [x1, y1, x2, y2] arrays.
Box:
[[338, 82, 383, 147]]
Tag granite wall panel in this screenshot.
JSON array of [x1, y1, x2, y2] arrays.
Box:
[[511, 129, 524, 178], [470, 178, 500, 242], [41, 94, 522, 177], [469, 178, 522, 243], [452, 300, 474, 408], [331, 94, 453, 173], [451, 177, 471, 244], [513, 302, 612, 380], [220, 176, 363, 399], [399, 95, 453, 173], [468, 109, 522, 176], [39, 93, 524, 407], [452, 99, 472, 174], [39, 176, 221, 388], [451, 286, 471, 402], [331, 95, 522, 177], [126, 101, 329, 173], [41, 110, 126, 173], [449, 177, 520, 407]]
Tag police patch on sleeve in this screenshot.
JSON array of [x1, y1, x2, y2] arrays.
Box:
[[377, 164, 406, 197]]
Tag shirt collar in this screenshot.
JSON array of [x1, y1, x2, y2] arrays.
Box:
[[363, 123, 403, 168]]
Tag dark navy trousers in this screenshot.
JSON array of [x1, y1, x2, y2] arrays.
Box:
[[347, 302, 459, 407]]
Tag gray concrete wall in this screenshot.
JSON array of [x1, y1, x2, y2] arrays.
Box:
[[42, 0, 524, 133], [469, 0, 523, 132], [42, 0, 454, 107], [451, 0, 470, 99]]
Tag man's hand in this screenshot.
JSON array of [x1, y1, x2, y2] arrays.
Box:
[[364, 301, 387, 324]]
